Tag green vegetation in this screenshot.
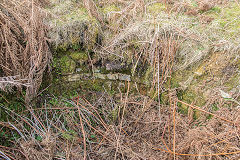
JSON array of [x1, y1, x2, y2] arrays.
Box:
[[212, 2, 240, 38], [102, 4, 120, 14], [59, 55, 76, 74], [69, 51, 88, 65], [147, 2, 166, 14]]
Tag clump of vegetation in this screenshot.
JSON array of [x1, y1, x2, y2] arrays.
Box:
[[46, 0, 100, 51], [0, 0, 52, 102]]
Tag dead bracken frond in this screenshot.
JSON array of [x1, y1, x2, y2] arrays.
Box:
[[1, 91, 239, 160], [0, 0, 51, 102], [0, 76, 30, 92]]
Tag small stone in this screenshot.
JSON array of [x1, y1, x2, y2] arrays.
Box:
[[93, 69, 100, 73], [67, 74, 81, 81], [107, 74, 118, 80], [118, 74, 131, 81], [67, 73, 91, 81], [76, 68, 82, 72], [105, 62, 124, 71], [69, 51, 88, 65], [94, 73, 106, 80], [219, 89, 232, 99]]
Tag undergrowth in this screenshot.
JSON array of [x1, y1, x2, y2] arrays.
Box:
[[0, 85, 240, 159]]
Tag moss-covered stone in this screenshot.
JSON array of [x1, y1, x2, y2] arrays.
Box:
[[194, 52, 230, 76], [143, 66, 153, 86], [225, 73, 240, 91], [59, 55, 76, 74], [68, 51, 88, 65]]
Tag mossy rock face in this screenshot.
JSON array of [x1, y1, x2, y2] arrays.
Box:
[[194, 52, 230, 76], [225, 71, 240, 91], [45, 1, 240, 110], [68, 51, 88, 65], [46, 76, 139, 98], [168, 48, 240, 118], [59, 55, 76, 74]]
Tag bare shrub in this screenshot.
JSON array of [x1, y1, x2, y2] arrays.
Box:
[[0, 0, 52, 102]]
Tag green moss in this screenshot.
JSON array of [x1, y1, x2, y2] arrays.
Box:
[[225, 74, 240, 90], [111, 107, 118, 122], [170, 68, 196, 89], [182, 90, 197, 103], [57, 43, 69, 52], [212, 3, 240, 38], [148, 88, 158, 101], [170, 72, 182, 88], [160, 91, 169, 104], [206, 104, 219, 119], [190, 0, 198, 7], [179, 89, 206, 118], [62, 130, 77, 141], [59, 55, 76, 74], [143, 66, 153, 86], [102, 4, 120, 14], [208, 6, 221, 14], [68, 51, 88, 65], [147, 2, 166, 14], [92, 80, 104, 91], [180, 90, 196, 115]]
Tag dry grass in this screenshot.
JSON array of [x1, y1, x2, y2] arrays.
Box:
[[1, 88, 239, 160], [46, 0, 101, 50], [0, 0, 52, 102], [97, 0, 240, 72]]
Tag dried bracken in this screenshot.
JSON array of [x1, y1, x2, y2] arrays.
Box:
[[0, 0, 51, 102], [1, 91, 239, 160]]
